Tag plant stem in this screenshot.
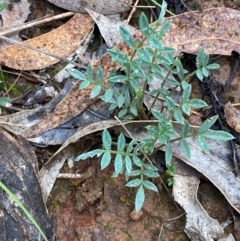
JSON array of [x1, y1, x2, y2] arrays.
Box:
[[150, 0, 175, 16]]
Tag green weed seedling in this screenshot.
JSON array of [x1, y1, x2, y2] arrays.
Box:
[[68, 1, 234, 212]]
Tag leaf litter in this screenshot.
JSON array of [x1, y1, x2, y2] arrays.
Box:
[[0, 0, 31, 50], [0, 13, 94, 70], [47, 0, 132, 15], [2, 4, 240, 240]]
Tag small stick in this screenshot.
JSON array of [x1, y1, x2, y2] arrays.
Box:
[[0, 12, 75, 36], [127, 0, 140, 23], [57, 173, 83, 179]]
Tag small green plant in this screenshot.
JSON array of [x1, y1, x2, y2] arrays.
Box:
[[68, 1, 234, 212], [0, 2, 9, 11]]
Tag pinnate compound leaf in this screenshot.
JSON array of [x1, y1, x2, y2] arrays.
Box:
[[198, 115, 218, 133], [103, 88, 113, 102], [90, 84, 102, 98], [117, 133, 126, 152], [165, 96, 175, 110], [151, 109, 165, 121], [202, 130, 234, 141], [182, 103, 191, 115], [206, 63, 220, 70], [130, 105, 138, 116], [101, 151, 111, 169], [202, 67, 209, 77], [119, 26, 136, 48], [67, 68, 87, 81], [96, 66, 104, 82], [197, 135, 209, 154], [196, 69, 203, 81], [137, 49, 151, 63], [75, 149, 104, 161], [126, 179, 142, 187], [135, 185, 145, 212], [86, 64, 93, 80], [102, 129, 112, 150], [108, 49, 129, 63], [118, 108, 128, 118], [200, 50, 209, 66], [182, 84, 191, 101], [174, 109, 184, 124], [165, 143, 172, 165], [139, 12, 149, 35], [109, 75, 128, 83], [0, 2, 9, 11], [159, 20, 171, 38], [182, 120, 190, 136], [180, 139, 191, 158], [188, 99, 208, 109], [156, 0, 167, 25], [125, 155, 132, 175], [127, 139, 136, 153], [0, 97, 10, 107], [114, 153, 123, 174], [130, 170, 142, 176], [143, 170, 159, 178], [132, 155, 142, 167], [143, 163, 159, 171], [79, 80, 91, 89], [142, 180, 158, 192]]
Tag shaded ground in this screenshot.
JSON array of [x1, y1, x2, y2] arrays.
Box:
[[46, 155, 233, 241]]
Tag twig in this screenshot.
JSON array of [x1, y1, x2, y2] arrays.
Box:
[[224, 56, 240, 91], [167, 212, 186, 221], [158, 223, 164, 241], [4, 67, 24, 96], [0, 12, 75, 36], [127, 0, 140, 23], [114, 115, 153, 164], [57, 173, 83, 179]]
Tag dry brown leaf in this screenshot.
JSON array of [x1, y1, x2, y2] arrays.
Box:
[[47, 0, 132, 15], [0, 0, 31, 50], [173, 160, 234, 241], [94, 7, 240, 76], [28, 83, 100, 138], [224, 102, 240, 132], [86, 8, 137, 48], [0, 80, 100, 138], [163, 7, 240, 55], [0, 13, 93, 70]]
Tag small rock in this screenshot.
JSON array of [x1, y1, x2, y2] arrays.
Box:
[[130, 209, 143, 221]]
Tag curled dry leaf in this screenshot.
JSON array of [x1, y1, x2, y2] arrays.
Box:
[[224, 102, 240, 132], [47, 0, 132, 15], [0, 13, 94, 70]]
